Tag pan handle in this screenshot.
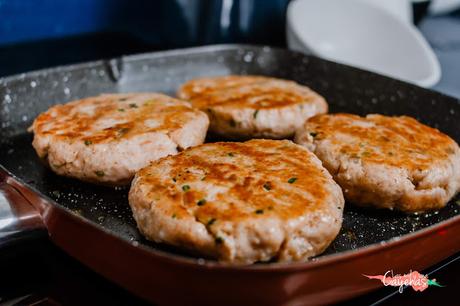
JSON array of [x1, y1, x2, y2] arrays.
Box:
[[0, 181, 46, 248]]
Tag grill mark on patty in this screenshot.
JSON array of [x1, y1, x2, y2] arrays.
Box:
[[178, 75, 272, 100], [136, 140, 328, 222], [307, 113, 455, 171], [33, 94, 199, 144], [185, 81, 320, 110]]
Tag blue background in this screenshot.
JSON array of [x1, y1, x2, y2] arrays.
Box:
[[0, 0, 289, 47]]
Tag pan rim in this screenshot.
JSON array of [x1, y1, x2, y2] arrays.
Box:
[[1, 43, 458, 102]]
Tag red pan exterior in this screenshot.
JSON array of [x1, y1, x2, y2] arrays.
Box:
[[9, 177, 460, 306]]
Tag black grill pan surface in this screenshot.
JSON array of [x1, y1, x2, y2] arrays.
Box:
[[1, 44, 459, 260]]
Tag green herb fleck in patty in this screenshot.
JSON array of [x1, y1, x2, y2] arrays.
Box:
[[118, 127, 130, 136], [197, 199, 206, 206]]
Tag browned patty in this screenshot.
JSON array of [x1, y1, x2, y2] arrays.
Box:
[[129, 139, 344, 264], [177, 75, 328, 139], [30, 93, 209, 185], [295, 113, 460, 212]]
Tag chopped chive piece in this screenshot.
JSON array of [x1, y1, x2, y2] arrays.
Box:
[[172, 213, 176, 219], [287, 177, 297, 184], [207, 218, 216, 226], [227, 152, 234, 157], [263, 182, 272, 191], [182, 185, 190, 192], [118, 108, 125, 112], [197, 199, 206, 206], [215, 237, 224, 244], [361, 151, 371, 157], [84, 140, 92, 146], [309, 132, 318, 138], [129, 103, 138, 108], [201, 176, 206, 181], [118, 127, 130, 136], [255, 209, 264, 214], [95, 170, 105, 177], [350, 153, 360, 159], [253, 109, 259, 119]]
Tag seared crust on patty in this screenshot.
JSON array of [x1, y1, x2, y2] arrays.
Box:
[[31, 93, 209, 185], [295, 113, 460, 212], [178, 75, 270, 100], [129, 139, 344, 264], [177, 76, 328, 139]]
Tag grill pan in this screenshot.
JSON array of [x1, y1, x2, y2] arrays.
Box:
[[1, 45, 459, 305]]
